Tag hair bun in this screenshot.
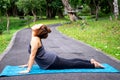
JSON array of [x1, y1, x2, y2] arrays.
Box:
[[47, 27, 51, 33], [38, 25, 51, 39]]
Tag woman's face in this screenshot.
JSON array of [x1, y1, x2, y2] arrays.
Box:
[[31, 24, 51, 38], [31, 24, 43, 36], [31, 24, 43, 30]]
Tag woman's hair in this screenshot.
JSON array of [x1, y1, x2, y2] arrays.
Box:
[[38, 25, 51, 39]]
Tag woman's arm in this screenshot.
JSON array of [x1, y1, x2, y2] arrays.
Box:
[[19, 37, 40, 74], [19, 64, 28, 68]]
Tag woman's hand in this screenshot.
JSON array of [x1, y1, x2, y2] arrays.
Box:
[[18, 69, 29, 74], [18, 64, 28, 68]]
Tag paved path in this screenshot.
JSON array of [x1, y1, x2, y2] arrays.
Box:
[[0, 24, 120, 80]]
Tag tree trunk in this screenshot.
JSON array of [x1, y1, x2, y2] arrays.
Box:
[[6, 12, 10, 33], [57, 9, 64, 18], [61, 0, 78, 21], [12, 5, 18, 16], [95, 5, 99, 21], [107, 0, 114, 13], [89, 0, 96, 15], [46, 0, 56, 19], [93, 0, 99, 21], [113, 0, 119, 20], [46, 7, 56, 19], [32, 10, 37, 22]]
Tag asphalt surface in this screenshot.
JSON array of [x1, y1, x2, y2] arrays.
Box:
[[0, 24, 120, 80]]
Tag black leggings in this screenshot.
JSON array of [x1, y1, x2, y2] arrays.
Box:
[[47, 56, 95, 69]]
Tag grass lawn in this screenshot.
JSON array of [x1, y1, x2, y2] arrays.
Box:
[[0, 17, 69, 54], [58, 17, 120, 60]]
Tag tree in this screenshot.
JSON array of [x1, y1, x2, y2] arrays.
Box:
[[0, 0, 11, 33], [55, 0, 64, 18], [93, 0, 100, 21], [81, 0, 118, 20], [69, 0, 82, 9], [46, 0, 57, 19], [61, 0, 78, 21], [30, 0, 46, 21], [16, 0, 45, 22], [113, 0, 119, 19], [8, 0, 18, 16], [46, 0, 64, 19], [106, 0, 114, 14], [16, 0, 30, 16], [0, 0, 4, 34]]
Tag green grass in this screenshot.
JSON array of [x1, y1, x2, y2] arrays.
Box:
[[58, 18, 120, 60], [0, 17, 26, 54], [0, 17, 69, 54], [24, 18, 69, 28], [0, 31, 14, 54]]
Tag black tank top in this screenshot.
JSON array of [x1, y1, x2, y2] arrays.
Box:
[[28, 44, 57, 69]]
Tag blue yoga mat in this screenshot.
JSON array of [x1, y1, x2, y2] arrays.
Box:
[[0, 63, 119, 77]]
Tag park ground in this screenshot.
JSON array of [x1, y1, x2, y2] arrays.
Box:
[[0, 23, 120, 80], [0, 16, 120, 60]]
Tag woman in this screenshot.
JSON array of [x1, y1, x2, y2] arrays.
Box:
[[19, 24, 104, 74]]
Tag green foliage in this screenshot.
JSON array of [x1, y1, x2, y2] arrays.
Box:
[[2, 0, 11, 8], [81, 0, 115, 14], [80, 4, 91, 15], [118, 0, 120, 14], [0, 25, 3, 34], [0, 32, 12, 53], [69, 0, 82, 8], [16, 0, 45, 15], [0, 17, 6, 34], [0, 0, 11, 15], [58, 17, 120, 60], [1, 0, 119, 20], [16, 0, 31, 14], [48, 0, 62, 9], [25, 15, 32, 28], [98, 11, 108, 17]]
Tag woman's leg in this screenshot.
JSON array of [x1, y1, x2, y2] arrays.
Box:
[[47, 56, 95, 69], [67, 58, 95, 68], [69, 58, 90, 63]]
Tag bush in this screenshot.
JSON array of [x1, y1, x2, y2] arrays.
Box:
[[0, 19, 5, 34], [78, 4, 91, 16], [81, 4, 90, 13], [0, 25, 3, 34], [98, 11, 109, 17]]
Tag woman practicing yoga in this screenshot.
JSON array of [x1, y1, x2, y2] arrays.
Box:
[[19, 24, 104, 74]]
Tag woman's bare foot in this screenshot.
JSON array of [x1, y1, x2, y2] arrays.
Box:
[[90, 59, 104, 68]]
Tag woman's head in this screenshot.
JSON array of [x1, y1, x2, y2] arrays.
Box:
[[31, 24, 51, 39]]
